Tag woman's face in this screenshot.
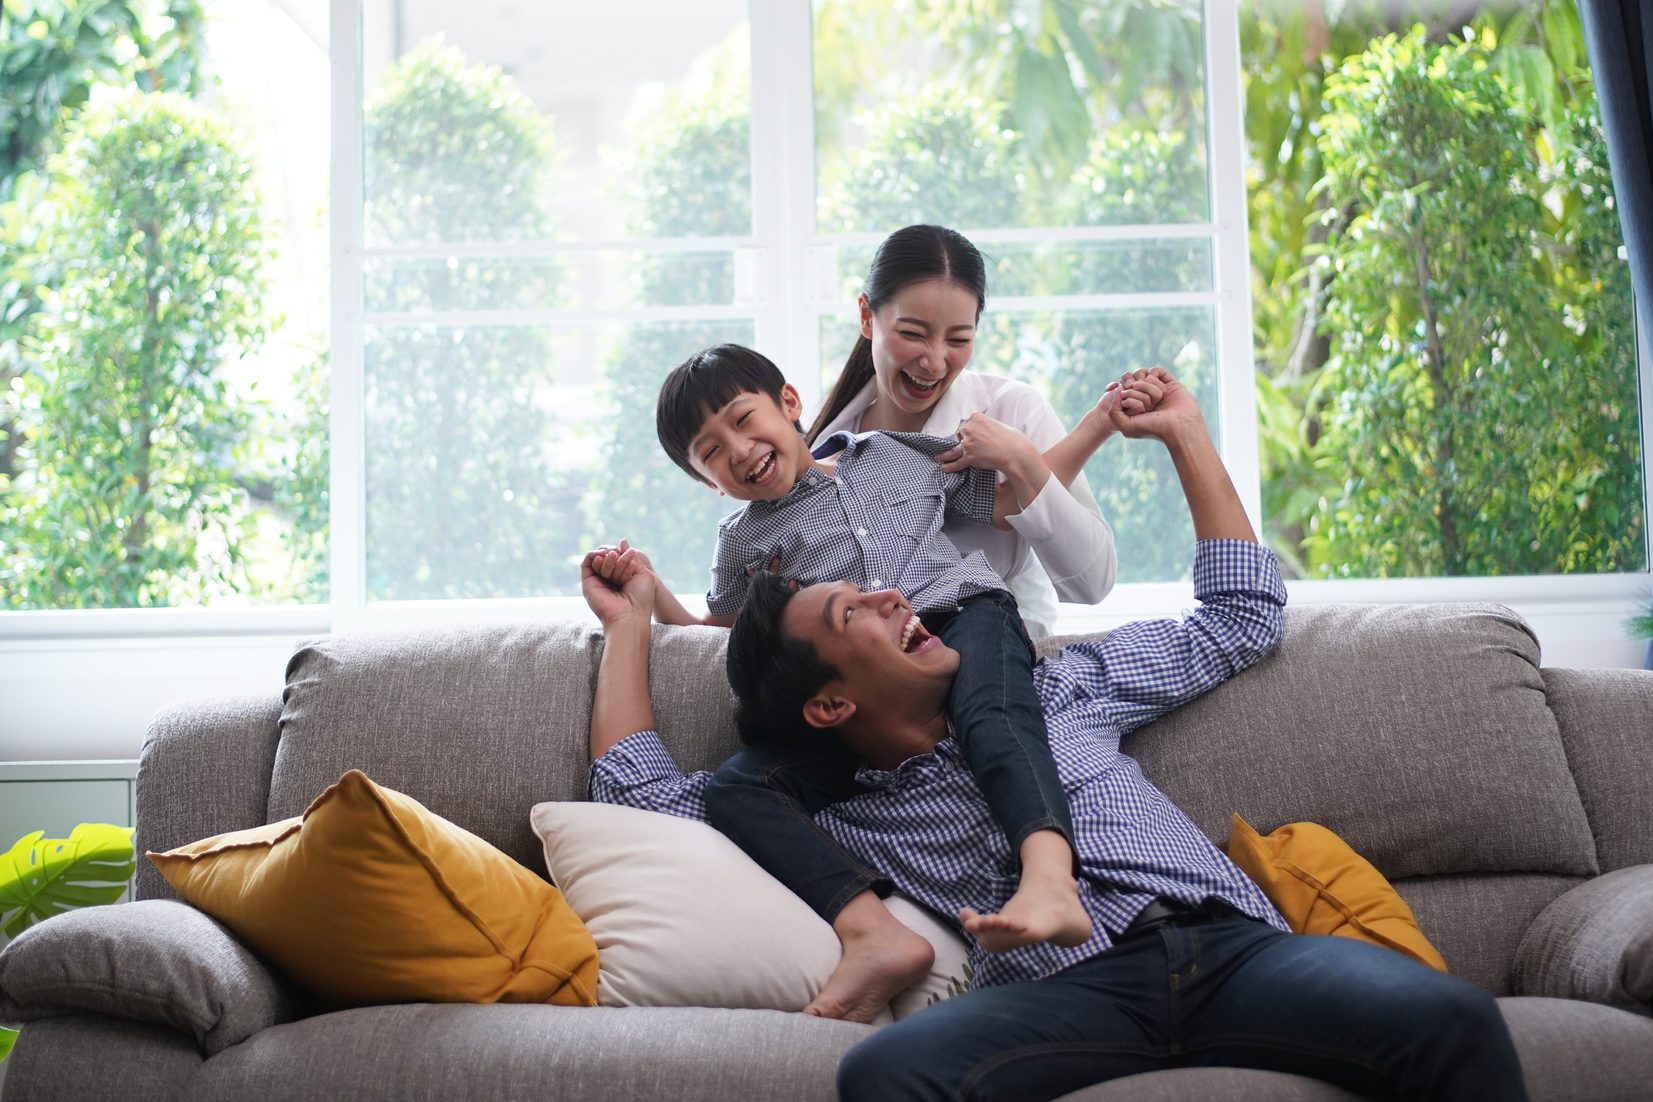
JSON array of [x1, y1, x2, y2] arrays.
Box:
[[861, 278, 979, 424]]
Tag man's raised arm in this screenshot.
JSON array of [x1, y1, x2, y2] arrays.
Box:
[[582, 541, 659, 762]]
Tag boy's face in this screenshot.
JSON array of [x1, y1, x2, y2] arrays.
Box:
[[687, 384, 813, 501]]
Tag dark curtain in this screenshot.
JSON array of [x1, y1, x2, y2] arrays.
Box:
[[1580, 0, 1653, 341]]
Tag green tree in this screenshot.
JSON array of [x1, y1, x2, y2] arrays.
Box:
[[360, 39, 577, 600], [1045, 127, 1211, 582], [0, 0, 204, 484], [1, 89, 266, 608], [588, 69, 753, 594], [1304, 29, 1641, 576]]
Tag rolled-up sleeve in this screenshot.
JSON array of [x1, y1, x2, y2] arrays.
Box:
[[587, 730, 713, 823]]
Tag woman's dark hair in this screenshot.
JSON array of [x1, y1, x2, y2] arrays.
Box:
[[726, 572, 841, 751], [657, 343, 796, 481], [806, 224, 988, 443]]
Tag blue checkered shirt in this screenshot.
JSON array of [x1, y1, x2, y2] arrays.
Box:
[[706, 431, 1004, 618], [593, 539, 1292, 990]]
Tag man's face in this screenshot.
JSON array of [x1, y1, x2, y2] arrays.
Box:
[[780, 581, 960, 726], [687, 385, 811, 502]]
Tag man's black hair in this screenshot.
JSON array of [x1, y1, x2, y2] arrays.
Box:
[[656, 343, 799, 481], [726, 571, 840, 751]]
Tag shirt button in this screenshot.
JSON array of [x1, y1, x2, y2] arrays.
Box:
[[870, 578, 883, 588], [856, 527, 868, 538]]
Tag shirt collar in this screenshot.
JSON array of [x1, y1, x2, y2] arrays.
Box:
[[853, 735, 963, 789]]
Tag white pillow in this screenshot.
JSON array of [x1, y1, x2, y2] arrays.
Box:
[[529, 801, 970, 1019]]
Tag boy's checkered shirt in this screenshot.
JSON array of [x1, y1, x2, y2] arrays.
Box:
[[705, 430, 1006, 618], [591, 539, 1293, 991]]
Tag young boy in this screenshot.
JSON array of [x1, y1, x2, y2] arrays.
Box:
[[598, 343, 1155, 1021]]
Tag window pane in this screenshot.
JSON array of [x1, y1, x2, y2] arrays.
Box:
[[830, 238, 1215, 301], [0, 0, 329, 610], [363, 5, 751, 246], [818, 306, 1217, 585], [364, 250, 748, 314], [812, 0, 1208, 233], [365, 320, 752, 601], [1245, 1, 1645, 579]]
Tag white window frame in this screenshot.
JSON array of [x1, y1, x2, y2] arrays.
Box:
[[2, 0, 1649, 761]]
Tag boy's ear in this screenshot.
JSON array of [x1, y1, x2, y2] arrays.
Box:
[[780, 382, 804, 424], [803, 690, 856, 731], [858, 294, 874, 340]]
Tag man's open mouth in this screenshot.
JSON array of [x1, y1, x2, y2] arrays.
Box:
[[899, 614, 938, 654]]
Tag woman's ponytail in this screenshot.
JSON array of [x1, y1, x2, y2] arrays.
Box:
[[807, 336, 876, 443]]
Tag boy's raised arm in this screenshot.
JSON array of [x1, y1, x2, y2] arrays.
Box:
[[582, 546, 661, 761]]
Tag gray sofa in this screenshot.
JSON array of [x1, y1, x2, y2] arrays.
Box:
[[3, 602, 1652, 1101]]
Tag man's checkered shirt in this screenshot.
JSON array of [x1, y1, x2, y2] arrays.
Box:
[[591, 539, 1293, 991], [705, 430, 1005, 618]]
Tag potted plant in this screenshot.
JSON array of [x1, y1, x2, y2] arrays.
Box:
[[0, 823, 136, 1069], [1630, 593, 1653, 671]]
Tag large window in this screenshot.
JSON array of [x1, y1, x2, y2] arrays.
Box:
[[0, 1, 1645, 641]]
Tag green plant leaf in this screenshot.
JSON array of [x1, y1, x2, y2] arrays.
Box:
[[0, 823, 135, 939], [0, 1024, 17, 1063]]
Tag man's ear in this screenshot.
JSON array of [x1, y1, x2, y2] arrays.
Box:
[[802, 691, 856, 730], [858, 294, 873, 340]]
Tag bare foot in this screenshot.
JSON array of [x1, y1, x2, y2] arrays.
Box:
[[960, 876, 1092, 953], [803, 923, 933, 1023]]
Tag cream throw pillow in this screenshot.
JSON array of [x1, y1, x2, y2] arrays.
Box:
[[529, 801, 968, 1019]]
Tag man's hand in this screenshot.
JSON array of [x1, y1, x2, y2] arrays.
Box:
[[1105, 367, 1203, 443], [581, 539, 656, 628]]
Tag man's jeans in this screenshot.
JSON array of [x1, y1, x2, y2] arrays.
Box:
[[838, 913, 1530, 1102], [705, 588, 1075, 920]]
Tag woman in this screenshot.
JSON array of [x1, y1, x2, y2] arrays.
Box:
[[808, 224, 1117, 637]]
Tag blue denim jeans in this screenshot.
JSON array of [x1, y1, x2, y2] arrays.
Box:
[[705, 589, 1076, 920], [837, 913, 1530, 1102]]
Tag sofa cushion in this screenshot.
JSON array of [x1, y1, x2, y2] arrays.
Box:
[[188, 1003, 870, 1102], [273, 623, 603, 873], [0, 900, 292, 1055], [149, 770, 598, 1009], [1542, 667, 1653, 872], [530, 800, 968, 1019], [1109, 603, 1597, 881], [1225, 816, 1446, 970], [1392, 873, 1579, 996], [1512, 864, 1653, 1014]]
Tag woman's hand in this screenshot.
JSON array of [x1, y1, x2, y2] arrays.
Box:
[[1105, 367, 1202, 442], [935, 413, 1044, 477]]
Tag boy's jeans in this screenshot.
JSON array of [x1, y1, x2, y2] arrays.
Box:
[[705, 588, 1076, 920], [838, 912, 1531, 1102]]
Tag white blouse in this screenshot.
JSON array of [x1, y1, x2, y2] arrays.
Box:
[[814, 373, 1117, 638]]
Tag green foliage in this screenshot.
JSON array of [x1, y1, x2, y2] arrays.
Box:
[[588, 76, 754, 593], [0, 1024, 14, 1062], [1244, 1, 1641, 579], [0, 823, 135, 940], [819, 80, 1023, 234], [0, 0, 205, 485], [1045, 127, 1210, 582], [360, 39, 580, 599], [1303, 29, 1641, 577], [1, 88, 267, 608]]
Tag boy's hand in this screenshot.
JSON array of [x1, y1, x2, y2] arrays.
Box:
[[582, 539, 656, 628]]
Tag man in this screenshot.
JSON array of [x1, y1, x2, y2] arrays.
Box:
[[580, 371, 1528, 1102]]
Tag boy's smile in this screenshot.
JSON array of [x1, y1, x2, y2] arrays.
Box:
[[688, 385, 817, 502]]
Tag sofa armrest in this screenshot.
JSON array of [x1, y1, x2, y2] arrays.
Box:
[[0, 899, 295, 1054], [1512, 864, 1653, 1015], [136, 692, 283, 901]]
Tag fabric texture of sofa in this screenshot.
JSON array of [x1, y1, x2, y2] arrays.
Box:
[[2, 601, 1652, 1101]]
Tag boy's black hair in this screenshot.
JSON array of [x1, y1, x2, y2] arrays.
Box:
[[656, 343, 800, 481], [726, 571, 840, 752]]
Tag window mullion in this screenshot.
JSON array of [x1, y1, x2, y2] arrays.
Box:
[[329, 0, 366, 631], [1203, 0, 1265, 532]]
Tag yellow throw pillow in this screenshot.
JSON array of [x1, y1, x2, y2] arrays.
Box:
[[148, 770, 599, 1008], [1226, 814, 1448, 972]]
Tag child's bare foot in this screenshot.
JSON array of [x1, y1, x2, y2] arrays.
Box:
[[803, 921, 933, 1022], [959, 875, 1092, 954]]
